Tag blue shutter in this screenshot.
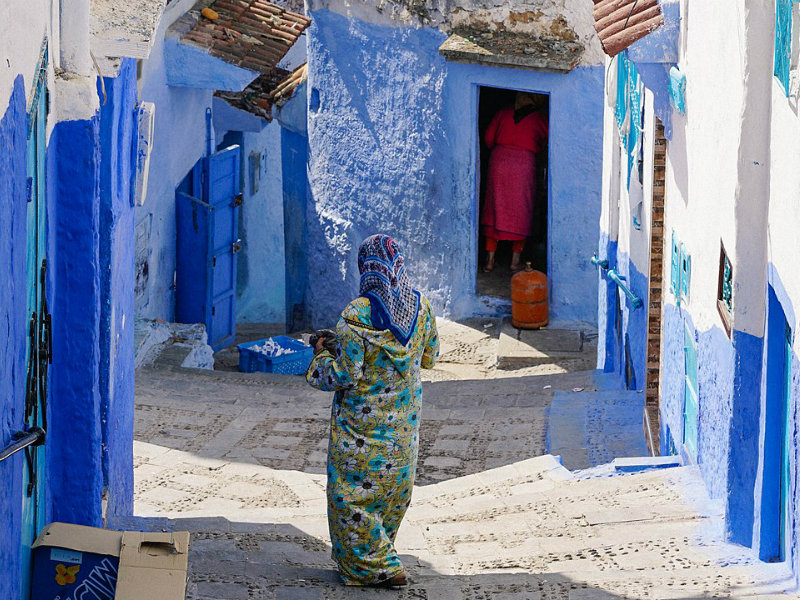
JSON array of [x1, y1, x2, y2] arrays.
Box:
[[775, 0, 793, 96], [670, 232, 680, 297], [680, 245, 691, 302]]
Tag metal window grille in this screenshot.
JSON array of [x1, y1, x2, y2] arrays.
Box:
[[721, 253, 732, 313], [775, 0, 793, 96]]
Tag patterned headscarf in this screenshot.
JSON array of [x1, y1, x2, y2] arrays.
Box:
[[358, 234, 421, 346]]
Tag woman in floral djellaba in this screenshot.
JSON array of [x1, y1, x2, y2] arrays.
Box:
[[306, 234, 439, 588]]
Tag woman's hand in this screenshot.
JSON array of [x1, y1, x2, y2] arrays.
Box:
[[314, 336, 327, 354]]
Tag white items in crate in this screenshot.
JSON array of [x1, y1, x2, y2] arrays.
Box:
[[249, 338, 303, 356]]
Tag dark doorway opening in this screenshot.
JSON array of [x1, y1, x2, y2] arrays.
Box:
[[476, 86, 549, 299]]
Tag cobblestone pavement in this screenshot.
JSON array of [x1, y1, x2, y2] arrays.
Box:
[[132, 322, 797, 599], [135, 362, 598, 487], [125, 446, 795, 599]]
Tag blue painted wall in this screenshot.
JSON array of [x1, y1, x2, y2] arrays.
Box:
[[98, 58, 138, 520], [0, 75, 32, 600], [48, 114, 105, 527], [659, 303, 736, 499], [305, 10, 604, 326]]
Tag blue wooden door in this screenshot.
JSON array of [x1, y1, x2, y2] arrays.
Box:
[[760, 286, 791, 562], [21, 45, 50, 600], [683, 322, 699, 458], [204, 146, 241, 350]]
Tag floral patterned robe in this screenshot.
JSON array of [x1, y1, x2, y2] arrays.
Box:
[[306, 295, 439, 585]]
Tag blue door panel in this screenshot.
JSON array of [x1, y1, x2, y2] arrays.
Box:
[[760, 286, 791, 562], [175, 191, 211, 325], [683, 322, 699, 458], [176, 144, 239, 351]]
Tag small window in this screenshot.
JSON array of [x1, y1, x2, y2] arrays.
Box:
[[775, 0, 793, 96], [717, 242, 733, 336]]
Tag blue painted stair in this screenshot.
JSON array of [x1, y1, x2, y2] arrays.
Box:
[[547, 385, 648, 471]]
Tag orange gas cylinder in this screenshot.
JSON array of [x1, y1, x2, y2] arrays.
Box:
[[511, 262, 548, 329]]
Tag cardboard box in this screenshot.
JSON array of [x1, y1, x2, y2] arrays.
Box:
[[31, 523, 190, 600]]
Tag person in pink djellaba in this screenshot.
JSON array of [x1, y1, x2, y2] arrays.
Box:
[[481, 91, 549, 272]]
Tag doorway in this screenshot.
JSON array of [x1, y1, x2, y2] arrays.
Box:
[[476, 86, 549, 299], [759, 286, 792, 562], [21, 42, 50, 600]]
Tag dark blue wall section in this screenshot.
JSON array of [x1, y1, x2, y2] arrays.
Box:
[[282, 128, 309, 332], [49, 116, 104, 527], [727, 329, 765, 547], [98, 58, 138, 520], [0, 75, 32, 600]]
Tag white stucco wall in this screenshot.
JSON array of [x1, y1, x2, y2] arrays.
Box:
[[660, 0, 742, 334], [0, 0, 54, 113]]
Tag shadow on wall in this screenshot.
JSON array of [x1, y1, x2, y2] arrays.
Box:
[[108, 516, 640, 598]]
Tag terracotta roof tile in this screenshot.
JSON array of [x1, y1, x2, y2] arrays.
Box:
[[593, 0, 663, 57], [176, 0, 310, 74], [215, 62, 307, 119]]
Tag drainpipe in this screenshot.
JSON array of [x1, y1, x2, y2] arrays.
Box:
[[726, 0, 773, 549], [59, 0, 92, 76]]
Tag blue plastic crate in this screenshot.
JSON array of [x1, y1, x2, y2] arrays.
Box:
[[238, 335, 313, 375]]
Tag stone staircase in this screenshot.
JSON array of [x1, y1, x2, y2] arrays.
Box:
[[121, 448, 797, 599]]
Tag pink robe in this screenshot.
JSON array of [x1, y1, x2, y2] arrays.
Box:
[[481, 107, 549, 241]]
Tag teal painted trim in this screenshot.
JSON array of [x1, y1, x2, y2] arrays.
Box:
[[775, 0, 793, 97]]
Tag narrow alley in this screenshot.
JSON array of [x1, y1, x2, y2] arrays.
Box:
[[7, 0, 800, 597]]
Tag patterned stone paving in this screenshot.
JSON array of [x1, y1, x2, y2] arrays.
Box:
[[130, 333, 798, 599], [134, 363, 587, 484], [123, 448, 797, 599]]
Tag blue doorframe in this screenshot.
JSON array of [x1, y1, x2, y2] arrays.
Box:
[[282, 129, 309, 333], [21, 40, 50, 600], [760, 286, 792, 562]]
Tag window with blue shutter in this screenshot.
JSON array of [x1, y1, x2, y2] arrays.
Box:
[[670, 232, 691, 305], [775, 0, 794, 96]]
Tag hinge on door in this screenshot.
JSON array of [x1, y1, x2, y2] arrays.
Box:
[[211, 306, 216, 316], [232, 240, 242, 254], [233, 194, 243, 207], [212, 256, 216, 267]]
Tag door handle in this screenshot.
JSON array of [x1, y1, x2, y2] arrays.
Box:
[[232, 240, 242, 254], [233, 194, 243, 207]]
